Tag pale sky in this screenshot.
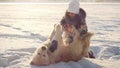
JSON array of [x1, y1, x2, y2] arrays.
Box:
[[0, 0, 119, 2]]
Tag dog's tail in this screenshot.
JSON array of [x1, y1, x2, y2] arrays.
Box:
[[81, 32, 94, 57], [84, 32, 94, 40]]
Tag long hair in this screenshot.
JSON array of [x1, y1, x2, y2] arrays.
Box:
[[60, 8, 86, 29]]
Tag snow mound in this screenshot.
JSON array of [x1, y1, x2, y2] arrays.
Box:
[[30, 58, 103, 68], [0, 47, 120, 68], [98, 46, 120, 60], [0, 47, 35, 67]]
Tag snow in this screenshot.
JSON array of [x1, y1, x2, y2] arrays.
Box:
[[0, 3, 120, 68]]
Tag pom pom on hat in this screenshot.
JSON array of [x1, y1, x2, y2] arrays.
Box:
[[67, 0, 80, 14]]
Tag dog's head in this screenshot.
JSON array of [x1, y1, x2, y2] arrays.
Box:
[[37, 46, 48, 60], [30, 45, 50, 66]]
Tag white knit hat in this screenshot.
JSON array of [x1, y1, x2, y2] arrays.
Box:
[[67, 0, 80, 14]]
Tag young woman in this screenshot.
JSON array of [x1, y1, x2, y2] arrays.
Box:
[[49, 0, 88, 41], [60, 8, 87, 37]]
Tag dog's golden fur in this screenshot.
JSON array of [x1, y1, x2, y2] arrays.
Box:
[[30, 24, 93, 66]]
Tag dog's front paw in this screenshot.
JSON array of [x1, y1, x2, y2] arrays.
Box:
[[55, 24, 62, 32]]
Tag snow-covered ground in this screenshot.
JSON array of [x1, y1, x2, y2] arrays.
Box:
[[0, 3, 120, 68]]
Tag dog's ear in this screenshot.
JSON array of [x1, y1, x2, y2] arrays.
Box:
[[30, 61, 34, 65], [41, 46, 47, 51]]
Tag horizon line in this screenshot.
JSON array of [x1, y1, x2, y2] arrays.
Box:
[[0, 2, 120, 4]]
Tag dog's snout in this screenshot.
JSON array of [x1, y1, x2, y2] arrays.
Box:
[[41, 46, 47, 51]]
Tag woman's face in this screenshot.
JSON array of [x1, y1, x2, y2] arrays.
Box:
[[68, 12, 75, 19]]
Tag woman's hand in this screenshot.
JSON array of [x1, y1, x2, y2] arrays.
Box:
[[80, 25, 87, 30]]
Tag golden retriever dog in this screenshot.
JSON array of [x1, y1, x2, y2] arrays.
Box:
[[30, 24, 94, 66]]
